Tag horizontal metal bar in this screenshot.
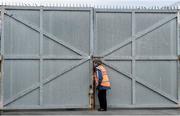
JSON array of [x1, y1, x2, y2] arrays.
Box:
[[95, 9, 178, 13], [134, 10, 178, 13], [107, 104, 179, 108], [2, 104, 179, 110], [2, 5, 179, 12], [104, 56, 132, 61], [43, 7, 92, 11], [43, 58, 89, 85], [2, 105, 89, 110], [4, 6, 42, 10], [103, 61, 178, 104], [4, 6, 92, 11], [4, 55, 40, 60], [135, 56, 178, 61], [43, 56, 85, 60], [4, 83, 40, 106], [95, 9, 132, 13], [103, 56, 178, 61], [4, 55, 89, 60]]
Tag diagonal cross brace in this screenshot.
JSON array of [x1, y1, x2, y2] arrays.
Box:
[[4, 58, 89, 106], [4, 83, 40, 106], [103, 60, 178, 104], [100, 14, 177, 57], [4, 12, 88, 57], [42, 58, 89, 85]]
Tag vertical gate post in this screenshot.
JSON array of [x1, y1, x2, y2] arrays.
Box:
[[131, 11, 136, 105], [89, 8, 95, 110], [0, 6, 5, 109], [39, 6, 43, 106], [177, 10, 180, 105]]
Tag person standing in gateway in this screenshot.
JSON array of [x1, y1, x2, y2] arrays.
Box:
[[93, 59, 111, 111]]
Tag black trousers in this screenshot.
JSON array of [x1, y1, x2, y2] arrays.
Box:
[[98, 90, 107, 110]]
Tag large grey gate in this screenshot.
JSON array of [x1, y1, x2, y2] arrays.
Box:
[[0, 6, 180, 109], [1, 6, 92, 109], [94, 9, 180, 108]]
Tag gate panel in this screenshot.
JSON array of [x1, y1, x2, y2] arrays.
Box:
[[3, 9, 40, 108], [95, 10, 179, 107], [135, 12, 178, 106], [4, 60, 39, 105], [94, 12, 132, 56], [43, 11, 90, 54], [43, 61, 90, 107], [135, 13, 174, 33], [41, 10, 90, 108], [95, 11, 133, 106], [4, 15, 40, 55], [135, 61, 177, 104], [3, 8, 91, 109], [135, 16, 177, 56]]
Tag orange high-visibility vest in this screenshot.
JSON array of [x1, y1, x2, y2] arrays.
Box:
[[96, 65, 111, 87]]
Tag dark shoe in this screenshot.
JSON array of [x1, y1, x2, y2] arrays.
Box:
[[98, 108, 107, 111]]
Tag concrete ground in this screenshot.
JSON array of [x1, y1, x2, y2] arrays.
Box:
[[1, 109, 180, 115]]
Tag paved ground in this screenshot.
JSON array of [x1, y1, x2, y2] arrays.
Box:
[[1, 109, 180, 115]]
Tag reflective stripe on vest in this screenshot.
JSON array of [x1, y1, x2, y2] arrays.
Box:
[[97, 65, 111, 87]]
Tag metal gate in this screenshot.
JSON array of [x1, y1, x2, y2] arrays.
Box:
[[1, 6, 92, 109], [0, 6, 180, 109], [94, 9, 180, 108]]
